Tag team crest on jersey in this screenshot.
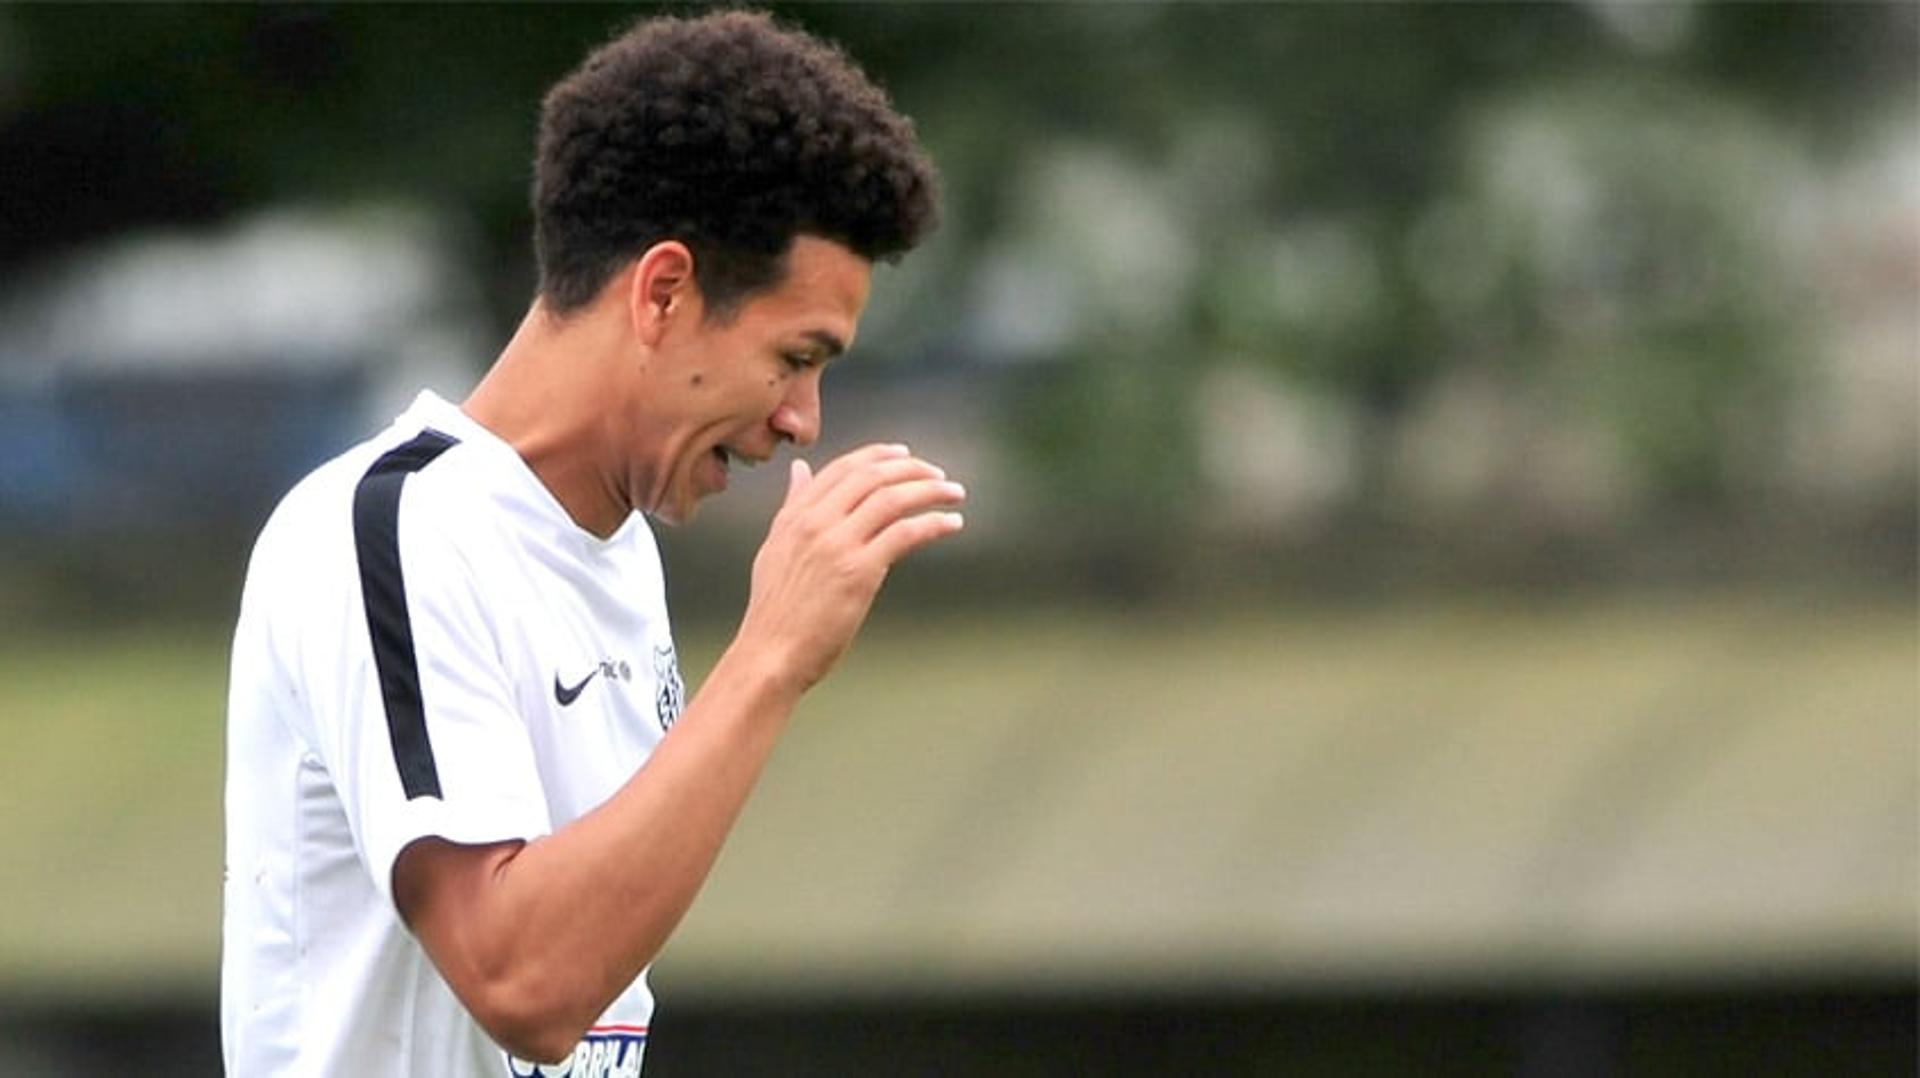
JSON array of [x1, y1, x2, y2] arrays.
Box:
[[653, 643, 684, 731], [506, 1027, 647, 1078]]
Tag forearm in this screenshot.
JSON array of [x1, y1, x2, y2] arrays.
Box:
[[399, 446, 962, 1063], [408, 641, 800, 1059]]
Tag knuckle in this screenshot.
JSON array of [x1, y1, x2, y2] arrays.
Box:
[[872, 486, 914, 515], [834, 557, 873, 589]]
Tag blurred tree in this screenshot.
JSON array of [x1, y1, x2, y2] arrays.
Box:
[[1, 2, 1911, 593], [0, 4, 631, 323], [1454, 75, 1814, 512]]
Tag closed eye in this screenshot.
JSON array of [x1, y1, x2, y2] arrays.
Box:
[[785, 330, 846, 371]]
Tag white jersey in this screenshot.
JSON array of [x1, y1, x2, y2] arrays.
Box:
[[223, 391, 680, 1077]]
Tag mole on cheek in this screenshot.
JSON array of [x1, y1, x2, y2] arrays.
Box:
[[690, 374, 704, 386]]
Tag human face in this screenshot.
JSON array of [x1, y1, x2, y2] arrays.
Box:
[[635, 235, 871, 525]]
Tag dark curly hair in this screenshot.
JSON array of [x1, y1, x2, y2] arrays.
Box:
[[533, 10, 940, 318]]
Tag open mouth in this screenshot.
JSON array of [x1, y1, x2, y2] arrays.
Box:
[[713, 446, 759, 474]]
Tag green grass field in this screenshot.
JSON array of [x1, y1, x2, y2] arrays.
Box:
[[3, 593, 1913, 999]]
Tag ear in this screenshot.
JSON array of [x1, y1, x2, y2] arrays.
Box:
[[626, 241, 698, 345]]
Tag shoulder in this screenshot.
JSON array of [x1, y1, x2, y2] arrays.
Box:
[[250, 424, 460, 555], [242, 418, 518, 618]]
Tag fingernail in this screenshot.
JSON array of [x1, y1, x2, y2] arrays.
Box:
[[945, 481, 967, 499]]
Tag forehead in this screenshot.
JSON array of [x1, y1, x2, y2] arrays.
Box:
[[738, 235, 872, 339]]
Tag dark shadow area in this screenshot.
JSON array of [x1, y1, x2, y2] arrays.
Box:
[[4, 981, 1911, 1077]]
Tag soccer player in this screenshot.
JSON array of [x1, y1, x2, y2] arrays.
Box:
[[220, 12, 957, 1075]]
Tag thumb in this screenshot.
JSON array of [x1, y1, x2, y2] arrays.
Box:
[[784, 458, 813, 504]]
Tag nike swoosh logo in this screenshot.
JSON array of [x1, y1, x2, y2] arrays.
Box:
[[553, 668, 599, 707]]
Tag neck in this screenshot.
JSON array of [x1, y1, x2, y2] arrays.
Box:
[[463, 300, 633, 539]]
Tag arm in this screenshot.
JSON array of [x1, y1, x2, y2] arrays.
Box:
[[392, 444, 964, 1064]]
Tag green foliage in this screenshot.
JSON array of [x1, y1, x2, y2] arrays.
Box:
[[1008, 359, 1198, 534], [1459, 75, 1812, 509], [2, 2, 1910, 570]]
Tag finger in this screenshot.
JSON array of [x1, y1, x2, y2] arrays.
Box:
[[782, 458, 813, 507], [802, 445, 936, 509], [825, 457, 953, 520], [870, 509, 966, 565], [842, 477, 967, 542], [801, 443, 912, 499]]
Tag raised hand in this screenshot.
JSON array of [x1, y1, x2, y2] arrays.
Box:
[[736, 443, 966, 693]]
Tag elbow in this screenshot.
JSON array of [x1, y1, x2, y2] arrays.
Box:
[[467, 973, 589, 1065], [492, 1026, 580, 1070]]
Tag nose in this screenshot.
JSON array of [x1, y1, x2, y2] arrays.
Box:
[[770, 371, 821, 448]]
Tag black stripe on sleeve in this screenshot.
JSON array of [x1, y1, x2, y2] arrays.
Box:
[[351, 428, 460, 801]]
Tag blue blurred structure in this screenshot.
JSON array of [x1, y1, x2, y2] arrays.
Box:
[[0, 208, 483, 557]]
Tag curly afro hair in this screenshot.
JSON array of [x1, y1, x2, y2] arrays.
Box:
[[533, 10, 940, 318]]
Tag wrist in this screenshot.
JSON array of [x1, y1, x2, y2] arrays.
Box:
[[711, 635, 809, 714]]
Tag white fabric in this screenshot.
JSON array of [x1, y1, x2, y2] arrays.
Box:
[[224, 391, 676, 1077]]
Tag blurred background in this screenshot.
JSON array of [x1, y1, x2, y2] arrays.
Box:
[[0, 3, 1913, 1074]]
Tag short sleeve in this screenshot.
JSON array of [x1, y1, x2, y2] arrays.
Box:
[[299, 437, 552, 908]]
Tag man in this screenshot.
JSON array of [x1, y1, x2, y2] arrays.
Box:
[[221, 12, 960, 1075]]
